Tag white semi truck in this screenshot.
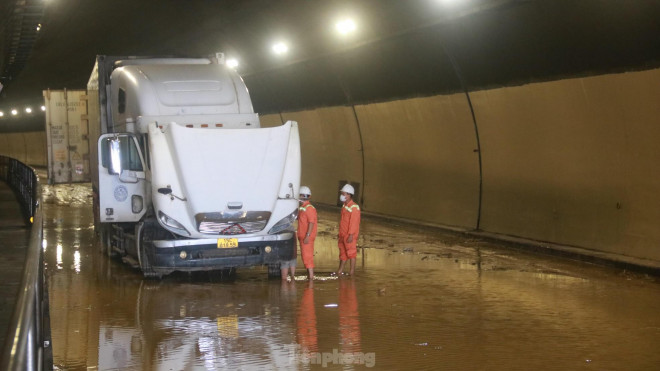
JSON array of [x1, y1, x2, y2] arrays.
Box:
[[87, 53, 300, 278]]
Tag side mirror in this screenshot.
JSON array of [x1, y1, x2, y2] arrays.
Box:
[[109, 138, 122, 175]]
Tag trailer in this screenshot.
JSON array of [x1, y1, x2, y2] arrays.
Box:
[[43, 89, 91, 184]]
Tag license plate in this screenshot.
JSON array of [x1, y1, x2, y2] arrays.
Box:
[[217, 238, 239, 248]]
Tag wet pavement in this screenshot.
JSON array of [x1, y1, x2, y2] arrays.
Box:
[[42, 183, 660, 370]]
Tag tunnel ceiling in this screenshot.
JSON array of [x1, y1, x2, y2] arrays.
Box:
[[0, 0, 659, 113]]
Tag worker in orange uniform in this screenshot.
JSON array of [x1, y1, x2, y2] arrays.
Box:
[[297, 186, 317, 280], [336, 183, 360, 276]]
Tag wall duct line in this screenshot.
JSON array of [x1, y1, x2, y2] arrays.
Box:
[[350, 105, 366, 206], [441, 42, 484, 231], [333, 63, 366, 206]]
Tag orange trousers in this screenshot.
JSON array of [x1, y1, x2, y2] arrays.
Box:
[[338, 238, 357, 261], [298, 239, 315, 268]]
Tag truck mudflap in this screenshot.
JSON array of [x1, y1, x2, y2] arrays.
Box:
[[149, 233, 295, 272]]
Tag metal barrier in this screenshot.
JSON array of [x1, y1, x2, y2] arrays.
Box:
[[0, 156, 50, 371]]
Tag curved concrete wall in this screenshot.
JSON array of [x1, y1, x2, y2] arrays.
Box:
[[0, 132, 47, 167], [262, 108, 363, 205], [265, 68, 660, 262], [473, 69, 660, 261], [355, 96, 480, 228]]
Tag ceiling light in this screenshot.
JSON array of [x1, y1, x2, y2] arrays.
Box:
[[41, 105, 46, 111], [226, 58, 239, 69], [336, 19, 356, 35], [439, 0, 464, 6], [25, 107, 32, 114], [11, 109, 18, 116], [272, 42, 288, 55], [0, 111, 4, 117]]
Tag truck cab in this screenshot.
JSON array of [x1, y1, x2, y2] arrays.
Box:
[[88, 54, 300, 277]]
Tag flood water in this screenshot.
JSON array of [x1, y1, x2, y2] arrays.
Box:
[[42, 183, 660, 370]]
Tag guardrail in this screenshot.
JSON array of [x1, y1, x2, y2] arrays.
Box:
[[0, 156, 50, 371]]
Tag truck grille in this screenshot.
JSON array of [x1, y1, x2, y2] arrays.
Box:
[[195, 211, 271, 235], [198, 247, 257, 258]]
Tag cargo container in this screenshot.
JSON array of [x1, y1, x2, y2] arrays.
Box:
[[43, 89, 90, 183]]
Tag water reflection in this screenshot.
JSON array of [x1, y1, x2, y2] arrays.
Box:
[[296, 282, 318, 358], [73, 250, 81, 273], [42, 183, 660, 370], [55, 243, 63, 269], [338, 278, 361, 354], [91, 278, 304, 370]]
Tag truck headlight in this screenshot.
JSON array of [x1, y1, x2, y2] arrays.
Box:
[[268, 209, 298, 234], [158, 211, 190, 236]]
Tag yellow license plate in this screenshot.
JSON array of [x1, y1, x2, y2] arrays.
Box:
[[217, 238, 239, 248]]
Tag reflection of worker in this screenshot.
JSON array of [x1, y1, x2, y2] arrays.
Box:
[[336, 184, 360, 276], [281, 238, 297, 281], [297, 186, 317, 280], [296, 281, 318, 359], [339, 278, 361, 353]]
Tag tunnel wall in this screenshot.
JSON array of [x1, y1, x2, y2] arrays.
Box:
[[264, 67, 660, 262], [262, 108, 364, 205], [0, 131, 47, 167], [1, 68, 658, 262], [473, 69, 660, 262]]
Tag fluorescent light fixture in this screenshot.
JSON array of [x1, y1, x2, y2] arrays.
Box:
[[272, 42, 288, 55], [439, 0, 463, 6]]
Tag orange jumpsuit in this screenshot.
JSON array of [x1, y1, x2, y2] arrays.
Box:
[[297, 201, 317, 268], [338, 199, 360, 261]]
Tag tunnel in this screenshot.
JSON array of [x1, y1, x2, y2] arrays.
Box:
[[2, 0, 660, 264], [0, 0, 659, 369]]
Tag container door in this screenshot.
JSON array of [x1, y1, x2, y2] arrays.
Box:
[[44, 89, 90, 183], [97, 134, 148, 222]]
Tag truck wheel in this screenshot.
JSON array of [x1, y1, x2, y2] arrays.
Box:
[[267, 263, 281, 279], [221, 268, 236, 280], [98, 227, 108, 255], [137, 222, 160, 279], [139, 246, 160, 279], [99, 224, 114, 257]]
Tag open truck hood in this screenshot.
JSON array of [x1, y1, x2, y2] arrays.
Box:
[[149, 121, 299, 237]]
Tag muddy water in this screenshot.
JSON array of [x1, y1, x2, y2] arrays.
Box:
[[43, 184, 660, 370]]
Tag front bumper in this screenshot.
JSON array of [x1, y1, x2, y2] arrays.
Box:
[[150, 232, 295, 272]]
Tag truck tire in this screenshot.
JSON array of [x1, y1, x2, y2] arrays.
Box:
[[136, 222, 160, 279], [99, 224, 114, 257], [267, 263, 281, 279], [98, 226, 108, 255]]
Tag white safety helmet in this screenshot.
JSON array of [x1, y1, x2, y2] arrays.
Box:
[[299, 186, 311, 198], [340, 183, 355, 195]]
